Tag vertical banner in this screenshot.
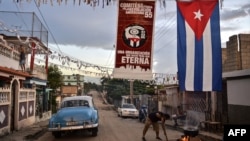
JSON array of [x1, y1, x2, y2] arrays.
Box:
[[177, 0, 222, 91], [113, 0, 156, 80]]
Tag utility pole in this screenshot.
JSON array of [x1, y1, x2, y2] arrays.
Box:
[[154, 85, 159, 112], [129, 80, 134, 104], [76, 74, 80, 96]]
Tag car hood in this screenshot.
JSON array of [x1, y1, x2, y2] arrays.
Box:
[[52, 107, 96, 122]]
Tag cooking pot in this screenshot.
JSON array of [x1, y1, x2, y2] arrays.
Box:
[[183, 126, 199, 137]]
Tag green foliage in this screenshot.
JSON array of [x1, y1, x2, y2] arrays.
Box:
[[47, 65, 64, 113], [82, 81, 102, 94], [47, 65, 63, 92], [100, 77, 154, 101]]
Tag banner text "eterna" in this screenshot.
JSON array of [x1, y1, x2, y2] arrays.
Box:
[[121, 56, 149, 64]]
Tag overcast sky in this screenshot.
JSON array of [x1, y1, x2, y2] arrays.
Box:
[[0, 0, 250, 82]]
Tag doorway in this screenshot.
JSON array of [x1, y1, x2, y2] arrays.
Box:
[[10, 80, 18, 132]]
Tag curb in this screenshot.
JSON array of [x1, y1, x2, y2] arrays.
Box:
[[24, 128, 48, 141]]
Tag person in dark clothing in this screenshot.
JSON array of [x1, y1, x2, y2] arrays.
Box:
[[139, 105, 148, 123], [19, 45, 26, 71], [142, 111, 170, 141]]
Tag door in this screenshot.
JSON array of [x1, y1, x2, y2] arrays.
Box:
[[10, 80, 18, 132]]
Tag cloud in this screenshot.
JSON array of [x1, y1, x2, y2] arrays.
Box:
[[220, 2, 250, 21], [39, 4, 117, 50], [221, 9, 248, 21]]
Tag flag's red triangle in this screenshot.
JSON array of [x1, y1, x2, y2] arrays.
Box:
[[177, 0, 218, 40]]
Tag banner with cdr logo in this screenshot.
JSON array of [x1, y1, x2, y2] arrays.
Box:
[[113, 0, 156, 80]]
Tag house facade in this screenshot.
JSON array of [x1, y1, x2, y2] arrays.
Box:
[[0, 11, 50, 136]]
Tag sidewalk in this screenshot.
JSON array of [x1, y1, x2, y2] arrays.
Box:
[[165, 120, 223, 141], [0, 120, 48, 141]]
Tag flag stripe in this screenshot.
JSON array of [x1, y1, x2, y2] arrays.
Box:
[[194, 35, 204, 91], [185, 22, 195, 90], [203, 20, 212, 91], [211, 3, 222, 90], [177, 7, 186, 91]]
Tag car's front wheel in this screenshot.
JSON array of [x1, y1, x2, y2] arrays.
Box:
[[91, 127, 98, 137]]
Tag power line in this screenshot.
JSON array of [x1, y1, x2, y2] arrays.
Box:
[[33, 0, 63, 54]]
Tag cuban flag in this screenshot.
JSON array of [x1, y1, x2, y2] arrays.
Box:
[[177, 0, 222, 91]]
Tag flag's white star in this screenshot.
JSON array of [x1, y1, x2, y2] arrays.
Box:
[[193, 9, 204, 21]]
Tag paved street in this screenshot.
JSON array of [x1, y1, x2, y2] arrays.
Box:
[[0, 90, 223, 141]]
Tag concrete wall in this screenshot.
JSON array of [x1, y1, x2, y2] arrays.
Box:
[[226, 76, 250, 124], [223, 34, 250, 72], [227, 78, 250, 106], [239, 34, 250, 70], [228, 104, 250, 124], [0, 55, 20, 70]]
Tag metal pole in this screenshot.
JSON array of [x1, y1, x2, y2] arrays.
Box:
[[154, 86, 158, 112], [157, 87, 159, 111], [130, 80, 134, 104]]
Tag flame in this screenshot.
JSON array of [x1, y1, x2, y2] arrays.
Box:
[[180, 136, 202, 141], [181, 136, 188, 141]]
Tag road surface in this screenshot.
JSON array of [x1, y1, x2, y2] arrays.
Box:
[[36, 90, 183, 141]]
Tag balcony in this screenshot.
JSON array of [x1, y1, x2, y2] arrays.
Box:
[[0, 36, 48, 80]]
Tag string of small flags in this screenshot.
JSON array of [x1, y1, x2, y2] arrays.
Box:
[[10, 0, 174, 9], [0, 20, 112, 76], [13, 0, 116, 8]]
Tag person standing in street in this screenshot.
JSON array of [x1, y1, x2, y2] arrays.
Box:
[[19, 45, 26, 72], [142, 111, 170, 141]]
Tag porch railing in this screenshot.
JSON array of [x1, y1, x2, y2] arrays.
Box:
[[19, 88, 36, 101], [0, 87, 10, 105]]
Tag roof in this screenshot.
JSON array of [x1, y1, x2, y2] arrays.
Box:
[[0, 66, 31, 77], [62, 96, 93, 102], [24, 77, 47, 86], [223, 69, 250, 78]]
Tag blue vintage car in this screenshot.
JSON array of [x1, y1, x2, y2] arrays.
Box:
[[48, 96, 99, 138]]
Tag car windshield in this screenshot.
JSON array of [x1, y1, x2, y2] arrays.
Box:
[[123, 104, 135, 109], [61, 100, 89, 108]]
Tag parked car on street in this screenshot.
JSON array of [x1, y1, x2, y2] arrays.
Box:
[[118, 103, 139, 118], [48, 96, 99, 138]]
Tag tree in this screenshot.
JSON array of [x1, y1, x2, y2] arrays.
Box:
[[47, 65, 63, 113], [100, 76, 153, 103], [47, 65, 63, 92]]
